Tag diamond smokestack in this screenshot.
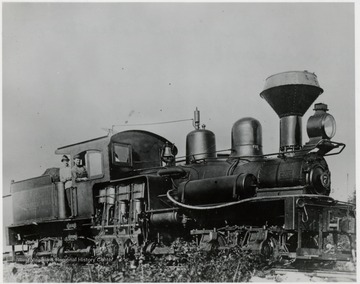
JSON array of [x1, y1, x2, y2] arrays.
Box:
[[260, 71, 323, 152]]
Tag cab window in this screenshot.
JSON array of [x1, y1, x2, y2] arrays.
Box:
[[113, 143, 132, 166], [84, 150, 104, 179]]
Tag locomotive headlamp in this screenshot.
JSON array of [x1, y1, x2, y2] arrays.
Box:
[[307, 103, 336, 140]]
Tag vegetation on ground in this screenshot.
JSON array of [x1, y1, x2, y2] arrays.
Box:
[[3, 240, 265, 282]]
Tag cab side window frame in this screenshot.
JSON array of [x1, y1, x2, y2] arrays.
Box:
[[85, 150, 104, 180], [112, 143, 133, 167]]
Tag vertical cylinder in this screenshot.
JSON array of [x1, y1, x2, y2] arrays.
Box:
[[99, 189, 106, 203], [134, 199, 142, 222], [56, 182, 66, 219], [101, 203, 107, 226], [107, 187, 116, 205], [280, 116, 302, 151], [119, 201, 127, 215], [119, 201, 127, 224]]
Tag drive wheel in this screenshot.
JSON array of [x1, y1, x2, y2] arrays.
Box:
[[260, 238, 275, 260]]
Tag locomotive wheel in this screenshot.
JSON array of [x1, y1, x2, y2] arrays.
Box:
[[108, 240, 119, 260], [260, 238, 277, 260], [287, 235, 298, 252], [73, 239, 87, 250], [57, 246, 65, 259], [32, 247, 40, 259], [23, 241, 37, 260], [199, 234, 226, 251], [145, 242, 156, 254], [287, 234, 318, 252], [96, 239, 119, 261], [123, 239, 136, 259]]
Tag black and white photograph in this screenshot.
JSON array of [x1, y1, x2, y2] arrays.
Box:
[[2, 1, 357, 282]]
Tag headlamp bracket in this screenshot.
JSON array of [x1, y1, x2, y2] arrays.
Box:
[[303, 139, 346, 156]]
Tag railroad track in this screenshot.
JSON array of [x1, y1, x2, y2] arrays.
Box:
[[270, 267, 356, 282]]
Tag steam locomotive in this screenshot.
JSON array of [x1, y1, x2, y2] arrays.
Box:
[[5, 71, 356, 262]]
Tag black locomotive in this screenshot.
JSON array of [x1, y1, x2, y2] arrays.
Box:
[[5, 71, 356, 263]]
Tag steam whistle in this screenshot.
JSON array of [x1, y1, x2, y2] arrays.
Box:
[[194, 107, 200, 130]]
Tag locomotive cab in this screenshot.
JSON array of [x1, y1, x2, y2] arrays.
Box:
[[54, 130, 177, 218]]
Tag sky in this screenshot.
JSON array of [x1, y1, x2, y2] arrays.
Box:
[[2, 1, 356, 226]]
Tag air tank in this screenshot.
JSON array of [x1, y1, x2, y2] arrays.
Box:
[[178, 173, 257, 205], [230, 117, 263, 157]]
